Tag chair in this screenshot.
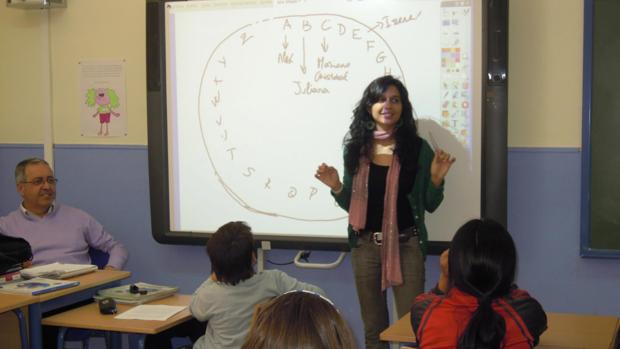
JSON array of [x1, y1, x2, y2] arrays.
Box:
[[88, 247, 110, 269]]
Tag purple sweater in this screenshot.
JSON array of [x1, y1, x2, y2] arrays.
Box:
[[0, 204, 128, 269]]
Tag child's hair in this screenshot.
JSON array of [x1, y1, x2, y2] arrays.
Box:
[[207, 221, 255, 285], [449, 218, 517, 349], [241, 290, 356, 349]]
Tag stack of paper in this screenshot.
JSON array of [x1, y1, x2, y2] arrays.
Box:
[[115, 305, 186, 321], [21, 263, 97, 279], [95, 282, 178, 305], [0, 277, 79, 295]]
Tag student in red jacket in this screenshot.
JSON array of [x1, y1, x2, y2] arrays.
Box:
[[411, 219, 547, 349]]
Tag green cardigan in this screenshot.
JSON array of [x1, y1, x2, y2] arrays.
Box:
[[332, 139, 444, 256]]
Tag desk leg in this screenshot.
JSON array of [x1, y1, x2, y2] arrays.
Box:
[[128, 333, 146, 349], [110, 332, 122, 349], [56, 327, 68, 349], [28, 302, 42, 349], [12, 309, 28, 349]]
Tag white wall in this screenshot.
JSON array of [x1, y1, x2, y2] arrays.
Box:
[[508, 0, 583, 148], [0, 0, 147, 145]]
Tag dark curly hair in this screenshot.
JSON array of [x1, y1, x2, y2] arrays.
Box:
[[207, 221, 256, 285], [344, 75, 421, 174]]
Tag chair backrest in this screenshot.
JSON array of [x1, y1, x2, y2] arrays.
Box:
[[88, 248, 110, 269]]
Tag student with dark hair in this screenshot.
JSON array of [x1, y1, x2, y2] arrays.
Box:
[[190, 221, 325, 349], [241, 290, 356, 349], [206, 221, 256, 285], [411, 219, 547, 349]]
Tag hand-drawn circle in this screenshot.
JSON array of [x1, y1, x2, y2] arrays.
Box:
[[198, 14, 405, 221]]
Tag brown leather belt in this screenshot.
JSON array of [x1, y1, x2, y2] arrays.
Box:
[[359, 226, 418, 246]]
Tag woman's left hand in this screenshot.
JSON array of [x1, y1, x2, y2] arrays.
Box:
[[431, 149, 455, 187], [438, 249, 450, 293]]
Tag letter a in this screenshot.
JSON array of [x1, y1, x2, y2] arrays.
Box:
[[283, 19, 292, 30]]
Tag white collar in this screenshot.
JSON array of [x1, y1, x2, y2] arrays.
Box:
[[20, 202, 55, 217]]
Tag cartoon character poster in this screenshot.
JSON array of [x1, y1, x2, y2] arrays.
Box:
[[79, 60, 127, 137]]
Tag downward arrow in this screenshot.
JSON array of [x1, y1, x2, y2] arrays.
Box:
[[282, 35, 289, 49], [321, 37, 329, 52], [300, 37, 307, 74]]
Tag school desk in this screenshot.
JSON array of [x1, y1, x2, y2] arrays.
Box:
[[42, 294, 192, 349], [0, 293, 39, 349], [27, 269, 131, 349], [537, 312, 619, 349], [380, 311, 620, 349]]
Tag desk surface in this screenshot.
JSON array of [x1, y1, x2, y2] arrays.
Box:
[[538, 313, 619, 349], [0, 270, 129, 313], [0, 292, 37, 313], [380, 312, 619, 349], [42, 294, 193, 335], [379, 311, 413, 344]]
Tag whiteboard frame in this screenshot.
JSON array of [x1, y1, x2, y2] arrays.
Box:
[[145, 0, 507, 254]]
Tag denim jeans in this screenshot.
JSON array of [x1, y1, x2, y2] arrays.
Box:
[[351, 236, 425, 349]]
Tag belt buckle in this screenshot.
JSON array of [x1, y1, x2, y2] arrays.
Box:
[[372, 232, 383, 246]]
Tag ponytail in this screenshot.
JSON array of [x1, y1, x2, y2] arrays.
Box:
[[457, 295, 506, 349], [449, 219, 517, 349]]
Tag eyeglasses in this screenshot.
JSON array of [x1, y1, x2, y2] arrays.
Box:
[[21, 177, 58, 186]]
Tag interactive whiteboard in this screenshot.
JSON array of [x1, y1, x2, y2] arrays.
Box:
[[150, 0, 485, 249]]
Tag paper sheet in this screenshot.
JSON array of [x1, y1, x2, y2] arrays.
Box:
[[21, 263, 97, 279], [79, 59, 127, 137], [115, 305, 186, 321]]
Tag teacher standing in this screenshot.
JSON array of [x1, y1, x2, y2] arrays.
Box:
[[315, 75, 455, 349]]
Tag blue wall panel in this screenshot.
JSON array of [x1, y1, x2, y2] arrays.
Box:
[[508, 148, 620, 315]]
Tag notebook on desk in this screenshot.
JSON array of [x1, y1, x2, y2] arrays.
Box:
[[95, 282, 178, 305], [0, 270, 23, 284], [20, 262, 98, 279], [0, 277, 80, 295]]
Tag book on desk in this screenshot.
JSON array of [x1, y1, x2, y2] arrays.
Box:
[[20, 262, 98, 279], [94, 282, 179, 305], [0, 277, 80, 295], [0, 270, 23, 284]]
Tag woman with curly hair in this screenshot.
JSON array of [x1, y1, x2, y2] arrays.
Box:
[[315, 75, 455, 349]]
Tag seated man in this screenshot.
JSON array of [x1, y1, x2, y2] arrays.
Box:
[[0, 157, 128, 270]]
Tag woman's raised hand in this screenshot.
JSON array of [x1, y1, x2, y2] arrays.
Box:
[[314, 163, 342, 192], [431, 149, 456, 187]]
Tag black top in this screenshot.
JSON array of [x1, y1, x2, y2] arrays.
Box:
[[365, 162, 416, 231]]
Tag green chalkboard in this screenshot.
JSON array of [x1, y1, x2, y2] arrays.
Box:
[[586, 0, 620, 253]]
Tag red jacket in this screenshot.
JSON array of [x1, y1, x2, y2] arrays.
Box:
[[411, 287, 547, 349]]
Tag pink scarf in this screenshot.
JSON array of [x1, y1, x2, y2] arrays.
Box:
[[349, 131, 402, 290]]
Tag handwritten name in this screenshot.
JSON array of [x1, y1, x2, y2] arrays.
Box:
[[370, 12, 422, 31], [278, 51, 294, 64], [314, 70, 348, 82], [293, 81, 330, 95], [316, 56, 350, 70]]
